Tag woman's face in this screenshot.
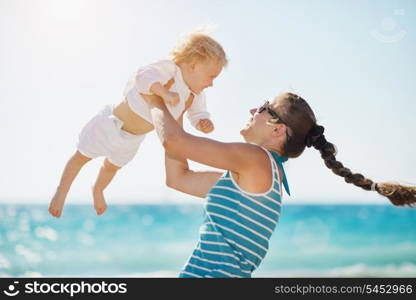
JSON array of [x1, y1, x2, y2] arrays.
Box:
[[240, 100, 280, 144]]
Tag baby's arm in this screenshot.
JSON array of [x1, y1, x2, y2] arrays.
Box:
[[134, 60, 179, 106], [187, 93, 214, 134]]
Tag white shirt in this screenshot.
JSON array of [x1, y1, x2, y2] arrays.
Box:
[[123, 59, 210, 128]]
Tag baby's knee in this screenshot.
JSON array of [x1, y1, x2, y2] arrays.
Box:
[[72, 151, 92, 165], [103, 159, 122, 172]]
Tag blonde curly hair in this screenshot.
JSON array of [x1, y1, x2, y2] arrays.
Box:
[[171, 28, 228, 67]]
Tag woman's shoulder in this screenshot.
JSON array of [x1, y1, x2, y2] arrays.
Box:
[[231, 145, 275, 194], [239, 144, 273, 175]]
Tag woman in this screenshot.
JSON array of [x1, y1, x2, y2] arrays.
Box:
[[146, 91, 415, 278]]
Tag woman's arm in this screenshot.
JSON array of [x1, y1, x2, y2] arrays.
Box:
[[165, 152, 223, 198], [164, 112, 223, 198], [148, 96, 267, 175]]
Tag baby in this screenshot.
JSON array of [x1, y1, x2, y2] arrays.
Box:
[[48, 30, 227, 217]]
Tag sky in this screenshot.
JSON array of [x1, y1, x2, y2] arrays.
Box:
[[0, 0, 415, 205]]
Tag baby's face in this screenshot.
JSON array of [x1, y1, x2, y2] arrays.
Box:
[[183, 59, 223, 94]]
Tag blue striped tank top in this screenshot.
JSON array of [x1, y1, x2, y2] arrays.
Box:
[[179, 148, 290, 278]]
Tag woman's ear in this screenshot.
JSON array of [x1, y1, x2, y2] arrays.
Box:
[[272, 124, 286, 137]]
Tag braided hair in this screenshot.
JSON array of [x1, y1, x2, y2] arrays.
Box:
[[273, 92, 416, 207]]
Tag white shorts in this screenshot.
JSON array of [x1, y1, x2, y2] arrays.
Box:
[[77, 105, 146, 167]]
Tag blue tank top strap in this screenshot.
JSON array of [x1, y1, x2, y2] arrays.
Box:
[[269, 151, 291, 196]]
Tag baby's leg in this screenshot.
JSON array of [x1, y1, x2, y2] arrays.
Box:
[[49, 151, 92, 218], [92, 159, 121, 215]]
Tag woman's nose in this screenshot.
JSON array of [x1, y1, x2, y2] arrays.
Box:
[[249, 108, 256, 115]]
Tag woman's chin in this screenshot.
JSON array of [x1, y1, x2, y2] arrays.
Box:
[[240, 127, 250, 141], [241, 121, 253, 131]]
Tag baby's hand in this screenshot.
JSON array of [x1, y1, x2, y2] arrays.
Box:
[[162, 91, 180, 106], [196, 119, 214, 134]]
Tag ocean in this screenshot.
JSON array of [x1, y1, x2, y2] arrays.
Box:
[[0, 203, 415, 277]]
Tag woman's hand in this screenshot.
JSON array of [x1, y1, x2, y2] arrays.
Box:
[[162, 91, 180, 106], [142, 78, 175, 108]]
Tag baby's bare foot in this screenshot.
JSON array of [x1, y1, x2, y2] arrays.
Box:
[[48, 190, 66, 218], [93, 189, 107, 216]]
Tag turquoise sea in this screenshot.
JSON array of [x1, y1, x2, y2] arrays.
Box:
[[0, 203, 415, 277]]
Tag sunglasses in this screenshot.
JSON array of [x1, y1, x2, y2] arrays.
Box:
[[256, 101, 285, 124]]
